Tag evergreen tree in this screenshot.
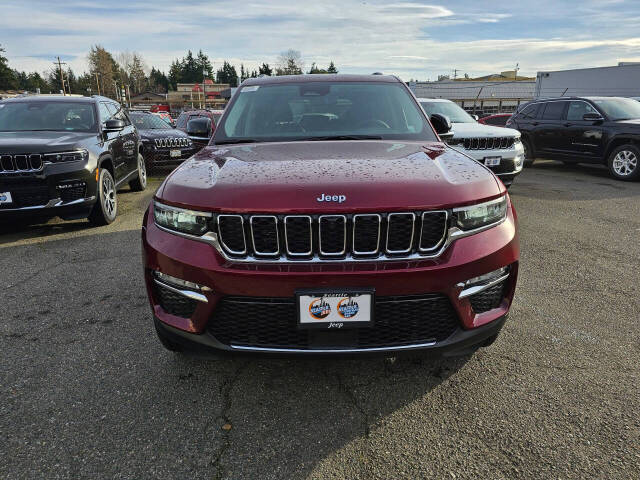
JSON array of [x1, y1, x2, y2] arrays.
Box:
[[196, 50, 213, 81], [216, 61, 238, 86], [168, 59, 182, 90], [149, 67, 169, 93], [0, 44, 18, 90], [258, 63, 272, 76], [88, 45, 118, 98], [327, 61, 338, 74]]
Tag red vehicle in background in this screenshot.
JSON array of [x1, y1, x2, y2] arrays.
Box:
[[478, 113, 513, 127], [150, 104, 170, 113]]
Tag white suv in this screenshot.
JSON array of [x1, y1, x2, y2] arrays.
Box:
[[418, 98, 524, 187]]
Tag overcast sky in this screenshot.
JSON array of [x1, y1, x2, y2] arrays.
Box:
[[3, 0, 640, 81]]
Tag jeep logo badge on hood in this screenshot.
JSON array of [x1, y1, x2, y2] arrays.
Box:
[[317, 194, 346, 203]]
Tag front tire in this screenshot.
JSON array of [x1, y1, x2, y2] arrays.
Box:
[[88, 168, 117, 226], [129, 153, 147, 191], [522, 138, 535, 167], [607, 144, 640, 181]]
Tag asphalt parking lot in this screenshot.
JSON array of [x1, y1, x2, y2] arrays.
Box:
[[1, 161, 639, 480]]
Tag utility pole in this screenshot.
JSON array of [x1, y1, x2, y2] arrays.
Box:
[[514, 63, 520, 81], [95, 73, 101, 96], [202, 66, 206, 110], [54, 57, 67, 95], [453, 68, 459, 80]]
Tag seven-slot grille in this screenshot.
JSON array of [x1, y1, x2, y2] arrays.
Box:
[[0, 154, 44, 173], [154, 137, 190, 148], [215, 211, 448, 261], [456, 137, 515, 150]]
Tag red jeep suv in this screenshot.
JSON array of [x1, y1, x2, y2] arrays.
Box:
[[142, 74, 519, 356]]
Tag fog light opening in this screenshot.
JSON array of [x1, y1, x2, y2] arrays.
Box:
[[153, 271, 211, 303], [458, 267, 509, 299]]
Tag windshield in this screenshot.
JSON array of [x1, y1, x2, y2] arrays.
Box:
[[214, 81, 436, 144], [419, 101, 476, 123], [591, 98, 640, 120], [131, 113, 171, 130], [0, 101, 97, 132]]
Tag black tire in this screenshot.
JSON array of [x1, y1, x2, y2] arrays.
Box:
[[88, 168, 117, 226], [155, 325, 183, 352], [522, 138, 535, 167], [607, 144, 640, 181], [129, 153, 147, 191]]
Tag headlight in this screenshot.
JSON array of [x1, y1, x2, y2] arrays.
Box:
[[153, 201, 211, 236], [454, 196, 507, 230], [43, 149, 88, 164]]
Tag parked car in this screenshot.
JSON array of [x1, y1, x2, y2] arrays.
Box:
[[0, 95, 145, 225], [130, 111, 197, 170], [418, 98, 524, 187], [143, 74, 519, 356], [506, 96, 640, 180], [478, 113, 513, 127]]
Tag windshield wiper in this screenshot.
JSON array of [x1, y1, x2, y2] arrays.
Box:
[[303, 135, 383, 141]]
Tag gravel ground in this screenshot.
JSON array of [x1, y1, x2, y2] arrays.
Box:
[[1, 161, 639, 479]]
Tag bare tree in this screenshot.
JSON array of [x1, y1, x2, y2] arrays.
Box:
[[276, 49, 304, 76]]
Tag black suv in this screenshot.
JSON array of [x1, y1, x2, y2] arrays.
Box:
[[506, 96, 640, 180], [129, 111, 197, 170], [0, 95, 146, 226]]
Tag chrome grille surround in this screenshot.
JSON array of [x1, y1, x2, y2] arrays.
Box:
[[318, 214, 347, 256], [154, 137, 189, 148], [0, 153, 44, 173], [284, 215, 313, 256], [461, 137, 515, 150], [180, 209, 495, 263]]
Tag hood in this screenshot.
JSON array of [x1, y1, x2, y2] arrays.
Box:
[[451, 122, 520, 139], [138, 128, 188, 141], [158, 140, 502, 213], [0, 131, 97, 154], [613, 118, 640, 126]]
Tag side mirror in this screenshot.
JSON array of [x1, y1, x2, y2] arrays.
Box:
[[472, 114, 479, 121], [103, 119, 125, 132], [186, 117, 212, 139], [430, 113, 452, 137], [583, 112, 604, 122]]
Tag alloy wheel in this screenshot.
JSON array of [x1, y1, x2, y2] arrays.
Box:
[[612, 150, 637, 176], [102, 174, 116, 218], [138, 155, 147, 188]]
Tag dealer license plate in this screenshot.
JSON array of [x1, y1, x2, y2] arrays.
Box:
[[0, 192, 13, 204], [170, 149, 182, 158], [297, 289, 374, 329], [484, 156, 501, 166]]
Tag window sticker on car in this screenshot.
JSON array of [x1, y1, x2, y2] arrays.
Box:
[[242, 86, 259, 92]]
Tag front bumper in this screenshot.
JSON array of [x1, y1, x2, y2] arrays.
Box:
[[455, 143, 525, 186], [141, 146, 198, 168], [0, 161, 97, 220], [142, 201, 519, 355]]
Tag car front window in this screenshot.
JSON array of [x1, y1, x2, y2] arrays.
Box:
[[0, 101, 98, 132], [591, 98, 640, 120], [215, 81, 436, 144], [419, 101, 476, 123], [131, 114, 171, 129]]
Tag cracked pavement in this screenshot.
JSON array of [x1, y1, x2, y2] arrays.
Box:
[[1, 162, 639, 479]]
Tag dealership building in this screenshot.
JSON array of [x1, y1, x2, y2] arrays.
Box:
[[409, 79, 535, 115], [534, 63, 640, 99]]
